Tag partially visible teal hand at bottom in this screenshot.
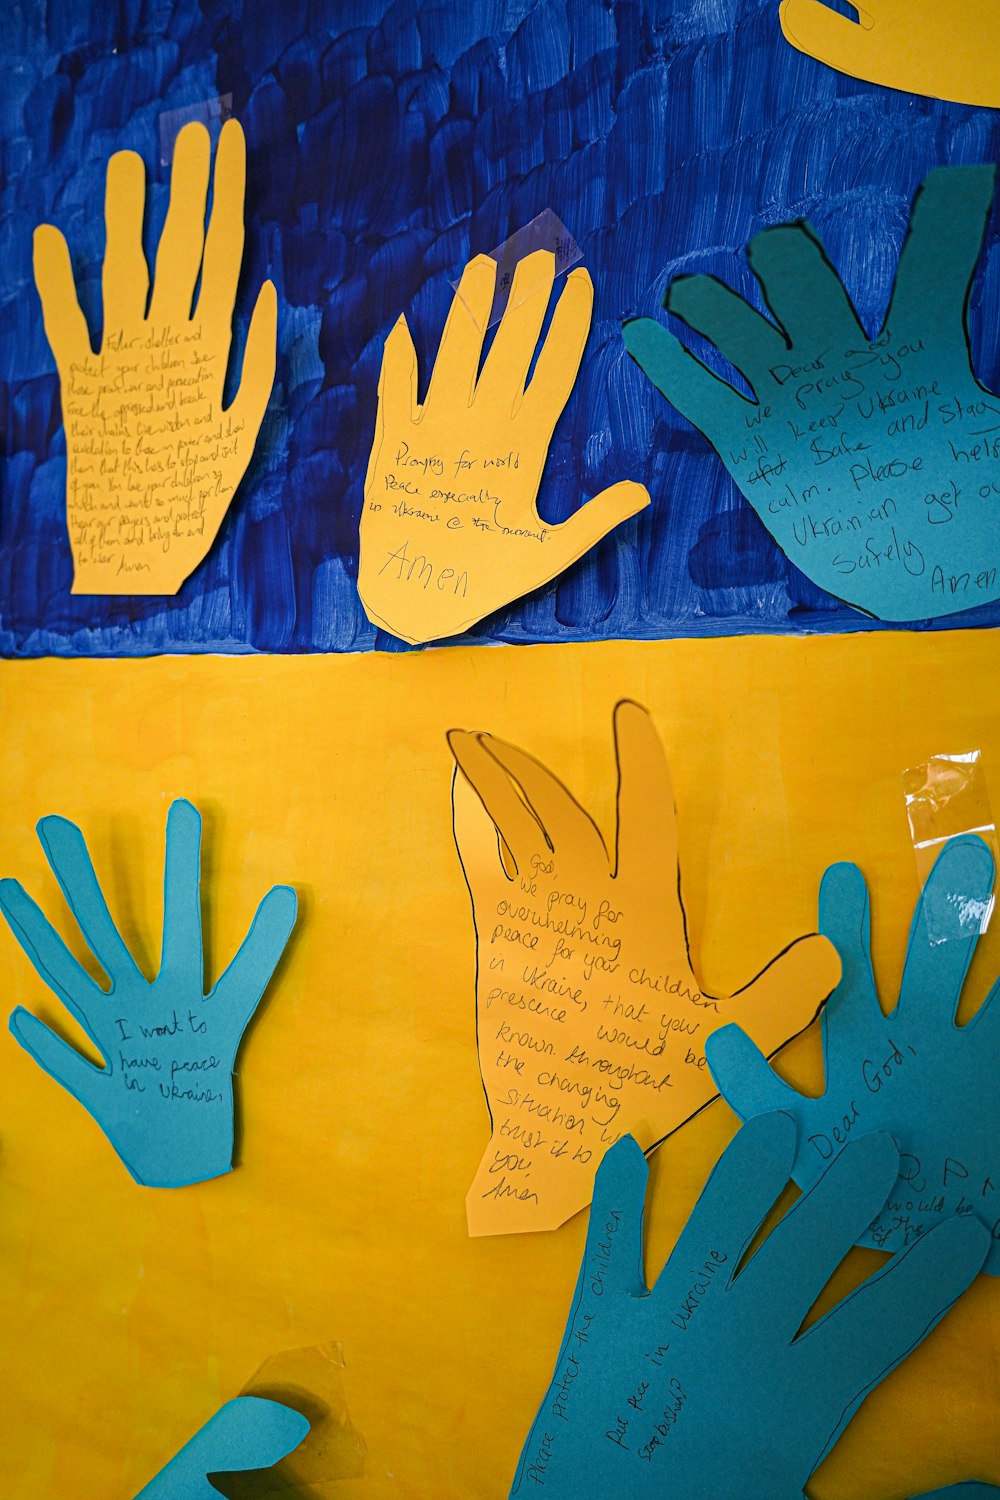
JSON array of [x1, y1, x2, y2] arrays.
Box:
[[913, 1487, 1000, 1498], [134, 1396, 309, 1497], [1, 799, 297, 1187], [511, 1116, 987, 1499]]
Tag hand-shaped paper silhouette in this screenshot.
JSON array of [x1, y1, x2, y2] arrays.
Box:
[[449, 700, 839, 1235], [360, 249, 649, 644], [34, 119, 276, 595], [779, 0, 1000, 109], [512, 1115, 988, 1498], [2, 799, 296, 1187], [707, 835, 1000, 1271], [134, 1396, 309, 1498], [624, 166, 1000, 622]]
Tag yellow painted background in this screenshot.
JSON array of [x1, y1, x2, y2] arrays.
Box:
[[1, 630, 999, 1497]]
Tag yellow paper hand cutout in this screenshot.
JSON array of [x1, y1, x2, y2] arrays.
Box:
[[34, 119, 276, 595], [359, 250, 649, 644], [779, 0, 1000, 107], [449, 701, 841, 1237]]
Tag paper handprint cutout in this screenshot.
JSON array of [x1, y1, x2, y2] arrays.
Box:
[[34, 119, 276, 594], [779, 0, 1000, 109], [1, 799, 297, 1187], [360, 249, 649, 644], [707, 835, 1000, 1271], [449, 701, 840, 1235], [624, 166, 1000, 622], [134, 1396, 309, 1498], [511, 1117, 988, 1498]]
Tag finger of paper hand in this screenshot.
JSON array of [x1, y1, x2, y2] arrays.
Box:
[[9, 1006, 105, 1101], [667, 274, 787, 390], [148, 121, 211, 323], [448, 729, 547, 868], [887, 165, 995, 345], [805, 1213, 989, 1401], [33, 225, 91, 369], [197, 117, 248, 325], [656, 1112, 797, 1305], [818, 862, 880, 1024], [159, 799, 204, 986], [374, 314, 419, 435], [753, 1131, 897, 1337], [520, 264, 593, 430], [585, 1135, 649, 1297], [36, 815, 143, 984], [779, 0, 866, 63], [483, 735, 608, 864], [427, 254, 495, 410], [622, 316, 749, 438], [724, 933, 840, 1057], [746, 223, 865, 351], [224, 278, 278, 455], [477, 248, 556, 411], [611, 700, 679, 893], [704, 1023, 797, 1121], [0, 876, 108, 1021], [899, 835, 994, 1026], [102, 149, 150, 335], [213, 883, 297, 1033], [547, 480, 650, 571]]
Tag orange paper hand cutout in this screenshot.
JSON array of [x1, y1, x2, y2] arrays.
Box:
[[450, 702, 841, 1237], [779, 0, 1000, 108], [359, 249, 649, 644], [34, 119, 276, 595]]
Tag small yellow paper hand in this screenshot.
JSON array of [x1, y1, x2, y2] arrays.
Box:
[[779, 0, 1000, 108], [34, 119, 276, 595], [360, 250, 649, 644], [450, 701, 841, 1236]]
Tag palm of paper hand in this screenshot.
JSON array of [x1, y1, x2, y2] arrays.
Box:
[[623, 166, 1000, 622], [450, 701, 839, 1235], [511, 1116, 988, 1498], [1, 799, 296, 1187], [360, 250, 647, 644], [707, 835, 1000, 1270]]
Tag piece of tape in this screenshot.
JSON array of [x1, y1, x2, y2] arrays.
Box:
[[902, 750, 997, 944], [451, 208, 583, 331]]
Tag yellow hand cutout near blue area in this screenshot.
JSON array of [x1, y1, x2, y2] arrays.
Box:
[[512, 1116, 987, 1498], [134, 1396, 308, 1497], [1, 800, 296, 1187], [624, 166, 1000, 622], [707, 836, 1000, 1270]]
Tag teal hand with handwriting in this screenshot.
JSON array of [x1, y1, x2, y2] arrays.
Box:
[[623, 165, 1000, 621], [134, 1396, 309, 1497], [511, 1115, 987, 1498], [1, 799, 296, 1187], [707, 835, 1000, 1271]]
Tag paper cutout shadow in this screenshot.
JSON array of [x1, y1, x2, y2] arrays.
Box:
[[360, 248, 649, 644], [707, 834, 1000, 1272], [134, 1396, 309, 1498], [779, 0, 1000, 110], [1, 799, 296, 1187], [511, 1115, 988, 1498], [34, 118, 276, 595], [450, 700, 840, 1236], [624, 165, 1000, 622]]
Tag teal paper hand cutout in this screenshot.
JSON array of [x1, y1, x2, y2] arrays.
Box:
[[512, 1116, 987, 1498], [623, 166, 1000, 621], [706, 835, 1000, 1271], [913, 1487, 1000, 1498], [1, 799, 297, 1187], [134, 1396, 309, 1497]]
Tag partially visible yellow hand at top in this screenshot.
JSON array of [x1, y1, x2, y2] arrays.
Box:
[[34, 119, 276, 595], [779, 0, 1000, 107], [359, 250, 650, 644]]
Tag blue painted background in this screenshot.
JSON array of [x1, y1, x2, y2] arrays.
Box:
[[2, 0, 999, 656]]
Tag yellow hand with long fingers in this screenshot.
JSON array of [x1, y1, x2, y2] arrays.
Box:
[[449, 701, 841, 1236], [360, 250, 649, 644], [779, 0, 1000, 107], [34, 119, 276, 595]]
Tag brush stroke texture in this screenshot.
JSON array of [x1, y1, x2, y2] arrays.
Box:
[[1, 0, 999, 655]]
